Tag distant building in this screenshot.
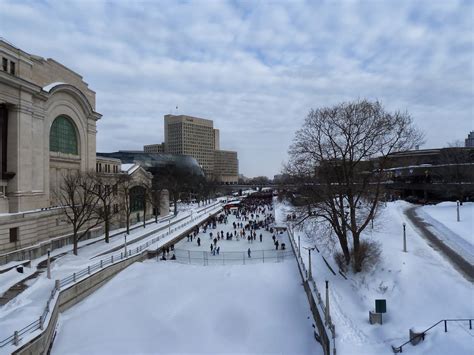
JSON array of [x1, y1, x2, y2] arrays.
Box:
[[164, 114, 215, 174], [465, 131, 474, 147], [214, 150, 238, 184], [144, 143, 165, 153], [160, 114, 238, 183]]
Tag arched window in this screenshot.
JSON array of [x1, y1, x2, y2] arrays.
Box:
[[50, 116, 78, 155]]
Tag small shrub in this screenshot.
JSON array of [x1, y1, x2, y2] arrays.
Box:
[[354, 239, 382, 272]]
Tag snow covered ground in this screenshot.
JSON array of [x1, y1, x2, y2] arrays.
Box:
[[0, 202, 221, 350], [417, 202, 474, 264], [51, 260, 318, 354], [275, 198, 474, 355]]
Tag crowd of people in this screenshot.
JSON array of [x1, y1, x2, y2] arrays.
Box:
[[159, 196, 288, 262]]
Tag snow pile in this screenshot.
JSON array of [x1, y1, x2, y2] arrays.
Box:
[[52, 260, 317, 354], [275, 199, 474, 355]]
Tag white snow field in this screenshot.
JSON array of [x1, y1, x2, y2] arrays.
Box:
[[275, 199, 474, 355], [51, 260, 318, 354], [0, 202, 221, 352], [418, 202, 474, 263]]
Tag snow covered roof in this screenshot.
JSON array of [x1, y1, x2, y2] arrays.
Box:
[[42, 82, 66, 92], [121, 163, 140, 175]]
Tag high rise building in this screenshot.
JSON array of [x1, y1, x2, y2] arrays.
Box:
[[162, 114, 238, 183], [164, 114, 216, 174]]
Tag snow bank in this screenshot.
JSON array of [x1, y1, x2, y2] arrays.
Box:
[[274, 199, 474, 355]]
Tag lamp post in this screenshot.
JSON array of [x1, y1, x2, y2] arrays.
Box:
[[457, 200, 460, 222], [47, 249, 51, 279], [124, 234, 127, 256], [403, 223, 407, 252], [303, 247, 315, 281]]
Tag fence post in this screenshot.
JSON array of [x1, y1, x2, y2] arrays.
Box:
[[325, 280, 330, 325], [39, 315, 44, 330], [111, 255, 114, 263], [13, 331, 19, 346], [73, 273, 76, 282], [444, 320, 447, 332], [88, 266, 91, 274], [55, 279, 60, 290]]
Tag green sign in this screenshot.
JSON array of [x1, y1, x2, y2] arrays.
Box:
[[375, 299, 387, 313]]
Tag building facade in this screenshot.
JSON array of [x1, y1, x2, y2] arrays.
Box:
[[214, 150, 238, 184], [164, 114, 215, 174], [143, 143, 165, 153], [0, 39, 102, 254]]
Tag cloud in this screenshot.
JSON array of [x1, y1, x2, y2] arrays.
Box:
[[0, 0, 472, 177]]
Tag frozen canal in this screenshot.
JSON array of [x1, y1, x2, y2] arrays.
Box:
[[51, 204, 319, 354], [52, 260, 318, 354], [173, 208, 293, 265]]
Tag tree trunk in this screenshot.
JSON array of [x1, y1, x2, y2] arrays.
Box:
[[104, 218, 110, 243], [126, 215, 130, 235], [73, 234, 78, 256], [173, 195, 178, 215], [352, 233, 362, 272]]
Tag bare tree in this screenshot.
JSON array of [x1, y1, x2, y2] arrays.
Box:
[[90, 172, 122, 243], [57, 171, 102, 255], [286, 100, 423, 272], [118, 173, 133, 234]]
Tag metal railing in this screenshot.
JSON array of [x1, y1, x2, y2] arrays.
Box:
[[392, 318, 474, 353], [287, 225, 336, 355], [173, 248, 294, 265], [0, 202, 222, 349]]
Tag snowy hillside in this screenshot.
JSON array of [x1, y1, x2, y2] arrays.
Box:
[[275, 199, 474, 355]]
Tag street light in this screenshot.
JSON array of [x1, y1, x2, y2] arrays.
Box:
[[124, 234, 128, 256], [303, 246, 316, 281], [403, 223, 407, 252], [47, 249, 51, 279]]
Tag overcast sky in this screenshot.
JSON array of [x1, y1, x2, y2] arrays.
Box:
[[1, 0, 473, 178]]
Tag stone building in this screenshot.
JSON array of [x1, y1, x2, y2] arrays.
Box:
[[0, 40, 168, 257], [0, 39, 102, 254]]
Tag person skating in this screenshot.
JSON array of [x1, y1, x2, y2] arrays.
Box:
[[197, 237, 201, 247], [248, 248, 251, 258], [210, 244, 213, 252], [259, 234, 262, 242], [275, 240, 279, 250]]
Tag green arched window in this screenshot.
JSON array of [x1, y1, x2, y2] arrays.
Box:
[[50, 116, 78, 155]]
